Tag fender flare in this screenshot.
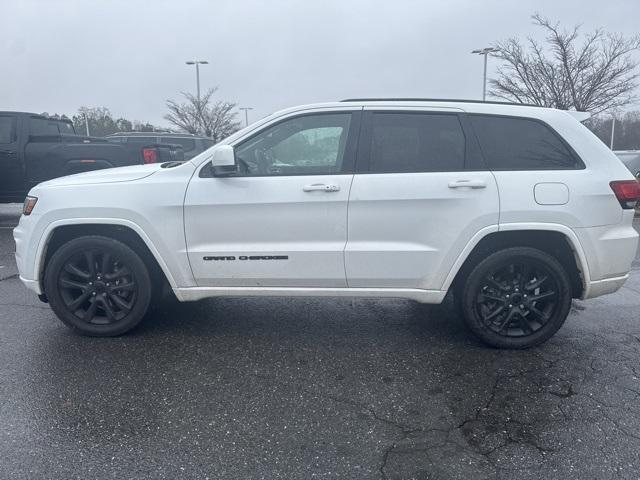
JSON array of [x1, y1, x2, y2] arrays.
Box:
[[34, 217, 179, 291], [441, 222, 591, 293]]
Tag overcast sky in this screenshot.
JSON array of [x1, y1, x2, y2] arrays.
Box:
[[2, 0, 639, 127]]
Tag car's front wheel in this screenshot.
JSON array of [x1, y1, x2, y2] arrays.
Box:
[[44, 236, 152, 336], [461, 247, 573, 349]]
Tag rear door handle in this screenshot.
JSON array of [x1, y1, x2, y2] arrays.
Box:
[[448, 179, 487, 189], [303, 183, 340, 192]]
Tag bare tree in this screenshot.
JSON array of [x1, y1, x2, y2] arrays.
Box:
[[165, 87, 241, 142], [490, 14, 640, 114]]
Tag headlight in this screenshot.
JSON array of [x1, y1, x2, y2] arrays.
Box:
[[23, 196, 38, 215]]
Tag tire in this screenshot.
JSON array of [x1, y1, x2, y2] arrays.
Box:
[[460, 247, 572, 349], [44, 235, 152, 336]]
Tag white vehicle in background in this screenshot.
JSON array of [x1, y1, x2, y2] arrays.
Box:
[[615, 150, 640, 178], [13, 99, 640, 348]]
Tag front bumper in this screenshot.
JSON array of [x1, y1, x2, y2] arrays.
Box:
[[13, 211, 43, 295], [19, 276, 42, 295]]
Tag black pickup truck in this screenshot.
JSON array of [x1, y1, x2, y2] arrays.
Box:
[[0, 112, 183, 203]]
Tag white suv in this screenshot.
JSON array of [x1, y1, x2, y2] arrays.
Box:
[[13, 99, 640, 348]]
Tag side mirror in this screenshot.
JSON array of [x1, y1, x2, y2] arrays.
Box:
[[210, 145, 237, 176]]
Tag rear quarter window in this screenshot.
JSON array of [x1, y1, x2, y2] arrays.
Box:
[[470, 114, 583, 170], [160, 137, 197, 152]]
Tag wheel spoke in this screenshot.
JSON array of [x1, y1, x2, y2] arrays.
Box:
[[112, 281, 136, 292], [99, 296, 117, 321], [101, 252, 111, 276], [496, 309, 516, 332], [525, 275, 548, 291], [84, 251, 96, 277], [64, 263, 91, 280], [106, 267, 130, 281], [519, 314, 535, 334], [67, 289, 92, 311], [484, 305, 505, 321], [528, 291, 556, 302], [478, 293, 505, 303], [528, 305, 549, 322], [108, 293, 132, 313], [59, 278, 88, 290], [519, 263, 532, 289], [487, 276, 508, 292], [84, 298, 98, 321]]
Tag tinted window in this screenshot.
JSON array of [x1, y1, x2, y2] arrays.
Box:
[[30, 118, 61, 136], [470, 115, 581, 170], [125, 136, 157, 144], [0, 116, 16, 144], [160, 137, 196, 152], [58, 121, 75, 135], [369, 113, 465, 173], [235, 113, 351, 176]]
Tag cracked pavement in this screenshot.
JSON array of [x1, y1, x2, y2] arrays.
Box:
[[1, 203, 639, 479]]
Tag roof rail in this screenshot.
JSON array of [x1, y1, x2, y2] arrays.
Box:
[[339, 98, 542, 108]]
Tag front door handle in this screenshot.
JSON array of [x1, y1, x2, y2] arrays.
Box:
[[448, 179, 487, 189], [303, 183, 340, 192]]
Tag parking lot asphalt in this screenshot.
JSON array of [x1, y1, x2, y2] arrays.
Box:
[[1, 203, 640, 479]]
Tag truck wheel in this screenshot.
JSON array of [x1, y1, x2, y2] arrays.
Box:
[[44, 236, 152, 336], [461, 247, 572, 349]]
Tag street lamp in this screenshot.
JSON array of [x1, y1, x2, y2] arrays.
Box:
[[239, 107, 253, 126], [610, 114, 616, 150], [471, 47, 498, 101], [185, 60, 209, 101]]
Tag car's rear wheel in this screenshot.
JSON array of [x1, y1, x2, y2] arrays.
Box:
[[44, 236, 151, 336], [461, 247, 572, 349]]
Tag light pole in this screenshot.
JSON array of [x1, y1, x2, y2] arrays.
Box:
[[471, 47, 498, 101], [610, 115, 616, 150], [239, 107, 253, 126], [83, 112, 90, 136], [185, 60, 209, 101]]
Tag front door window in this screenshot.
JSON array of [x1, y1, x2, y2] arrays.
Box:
[[234, 113, 351, 176]]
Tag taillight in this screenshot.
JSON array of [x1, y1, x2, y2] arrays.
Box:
[[142, 148, 158, 164], [610, 180, 640, 209]]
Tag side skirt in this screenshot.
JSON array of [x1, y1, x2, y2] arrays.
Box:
[[173, 286, 447, 304]]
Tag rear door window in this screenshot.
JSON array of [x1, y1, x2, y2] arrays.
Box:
[[367, 112, 466, 173], [470, 114, 582, 170]]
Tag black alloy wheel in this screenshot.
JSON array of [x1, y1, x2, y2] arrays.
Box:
[[58, 249, 137, 324], [461, 247, 572, 349], [44, 236, 152, 336]]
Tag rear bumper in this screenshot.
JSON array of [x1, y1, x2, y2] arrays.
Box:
[[582, 274, 629, 300], [573, 211, 638, 297]]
